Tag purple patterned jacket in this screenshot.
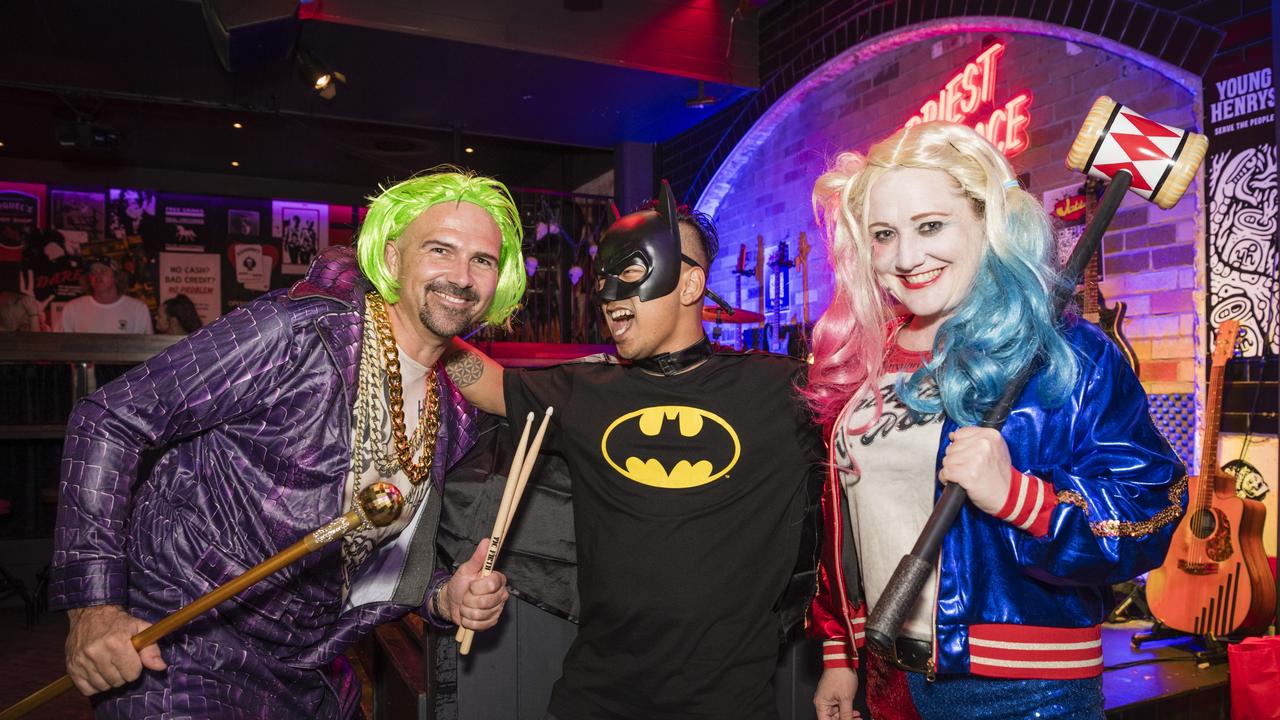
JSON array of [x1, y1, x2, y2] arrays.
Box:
[[51, 247, 479, 719]]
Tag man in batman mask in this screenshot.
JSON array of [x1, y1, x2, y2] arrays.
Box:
[[443, 183, 826, 720]]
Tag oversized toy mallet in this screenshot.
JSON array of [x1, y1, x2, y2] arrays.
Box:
[[864, 96, 1206, 656], [0, 482, 406, 720]]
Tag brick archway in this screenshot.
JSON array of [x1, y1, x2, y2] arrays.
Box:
[[691, 15, 1208, 217], [679, 10, 1224, 467]]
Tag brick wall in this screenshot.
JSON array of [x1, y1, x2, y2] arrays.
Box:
[[701, 30, 1203, 396], [660, 0, 1276, 454]]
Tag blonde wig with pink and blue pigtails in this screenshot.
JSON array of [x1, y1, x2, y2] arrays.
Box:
[[805, 122, 1078, 428]]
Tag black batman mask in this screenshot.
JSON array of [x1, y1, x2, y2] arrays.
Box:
[[595, 180, 685, 303]]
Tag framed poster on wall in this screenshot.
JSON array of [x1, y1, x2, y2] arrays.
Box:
[[273, 200, 328, 274]]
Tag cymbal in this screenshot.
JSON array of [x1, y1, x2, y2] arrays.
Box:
[[701, 305, 764, 324]]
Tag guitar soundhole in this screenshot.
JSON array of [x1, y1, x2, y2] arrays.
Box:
[[1189, 509, 1218, 539]]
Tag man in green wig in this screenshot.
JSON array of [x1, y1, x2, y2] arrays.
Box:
[[54, 169, 525, 718]]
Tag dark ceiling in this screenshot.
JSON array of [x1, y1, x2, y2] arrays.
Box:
[[0, 0, 757, 194]]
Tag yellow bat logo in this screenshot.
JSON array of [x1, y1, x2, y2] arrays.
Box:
[[600, 405, 741, 489]]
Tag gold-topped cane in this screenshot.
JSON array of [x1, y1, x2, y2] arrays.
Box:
[[0, 482, 406, 720]]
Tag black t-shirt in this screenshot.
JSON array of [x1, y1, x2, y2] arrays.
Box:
[[504, 353, 823, 720]]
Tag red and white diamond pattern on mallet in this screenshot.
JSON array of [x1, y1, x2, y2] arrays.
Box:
[[1067, 96, 1208, 210], [1085, 105, 1189, 201]]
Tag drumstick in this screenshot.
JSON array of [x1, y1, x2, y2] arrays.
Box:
[[457, 407, 553, 655], [495, 407, 554, 557], [454, 411, 534, 643], [500, 408, 552, 554]]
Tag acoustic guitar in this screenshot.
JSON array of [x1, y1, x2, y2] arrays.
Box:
[[1146, 319, 1276, 636], [1080, 178, 1139, 372]]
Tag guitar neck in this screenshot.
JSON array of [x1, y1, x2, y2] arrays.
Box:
[[1081, 180, 1101, 317], [1081, 255, 1100, 317], [1199, 361, 1225, 492], [797, 232, 811, 328], [1198, 320, 1241, 498]]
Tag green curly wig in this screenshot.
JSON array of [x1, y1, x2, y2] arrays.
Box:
[[357, 168, 525, 325]]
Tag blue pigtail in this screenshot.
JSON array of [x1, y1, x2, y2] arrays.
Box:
[[897, 195, 1078, 424]]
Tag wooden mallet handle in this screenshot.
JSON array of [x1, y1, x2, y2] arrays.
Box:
[[0, 483, 404, 720]]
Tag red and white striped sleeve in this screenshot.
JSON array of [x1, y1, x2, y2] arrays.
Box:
[[820, 608, 865, 669], [993, 467, 1057, 538]]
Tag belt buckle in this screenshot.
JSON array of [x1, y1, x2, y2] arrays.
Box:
[[891, 637, 932, 675]]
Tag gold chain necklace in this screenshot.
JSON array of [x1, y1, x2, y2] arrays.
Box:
[[367, 291, 440, 485]]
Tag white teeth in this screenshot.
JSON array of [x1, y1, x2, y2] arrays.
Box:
[[433, 291, 469, 305], [904, 268, 943, 284], [608, 309, 634, 321]]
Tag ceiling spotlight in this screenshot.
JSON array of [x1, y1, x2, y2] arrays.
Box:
[[0, 141, 5, 148], [230, 160, 240, 167], [686, 80, 718, 109], [464, 147, 474, 154], [297, 48, 346, 100], [232, 122, 243, 129]]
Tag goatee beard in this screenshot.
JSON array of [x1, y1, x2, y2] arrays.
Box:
[[418, 280, 479, 338]]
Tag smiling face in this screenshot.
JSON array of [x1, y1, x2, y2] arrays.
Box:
[[866, 167, 986, 345], [599, 224, 706, 361], [600, 261, 686, 360], [385, 201, 502, 344]]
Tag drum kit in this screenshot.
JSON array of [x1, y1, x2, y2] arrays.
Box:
[[703, 230, 815, 358], [701, 304, 812, 358], [700, 304, 764, 325]]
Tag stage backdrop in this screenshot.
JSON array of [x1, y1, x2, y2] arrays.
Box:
[[696, 25, 1204, 464], [697, 29, 1203, 397]]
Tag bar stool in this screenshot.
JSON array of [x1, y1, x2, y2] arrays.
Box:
[[0, 497, 36, 626]]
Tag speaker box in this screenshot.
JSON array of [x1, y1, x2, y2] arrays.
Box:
[[201, 0, 300, 73]]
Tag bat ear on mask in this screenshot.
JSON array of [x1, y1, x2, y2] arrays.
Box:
[[657, 179, 679, 243]]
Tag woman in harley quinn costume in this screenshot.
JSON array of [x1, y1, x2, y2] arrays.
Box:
[[804, 121, 1185, 720]]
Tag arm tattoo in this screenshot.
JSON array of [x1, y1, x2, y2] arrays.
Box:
[[445, 350, 485, 388]]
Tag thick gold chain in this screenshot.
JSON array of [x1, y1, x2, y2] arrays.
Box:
[[367, 292, 440, 485]]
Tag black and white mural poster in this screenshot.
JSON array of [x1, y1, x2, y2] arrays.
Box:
[[1204, 47, 1277, 357], [272, 200, 328, 275]]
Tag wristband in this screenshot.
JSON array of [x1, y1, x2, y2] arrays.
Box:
[[431, 579, 449, 623]]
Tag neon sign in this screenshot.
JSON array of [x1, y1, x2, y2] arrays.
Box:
[[903, 42, 1032, 157]]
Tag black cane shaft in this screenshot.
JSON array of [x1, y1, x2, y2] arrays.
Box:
[[1064, 173, 1130, 282], [867, 172, 1133, 653]]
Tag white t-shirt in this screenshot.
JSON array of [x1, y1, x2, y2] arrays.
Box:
[[834, 344, 943, 642], [341, 345, 434, 592], [59, 295, 154, 334]]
